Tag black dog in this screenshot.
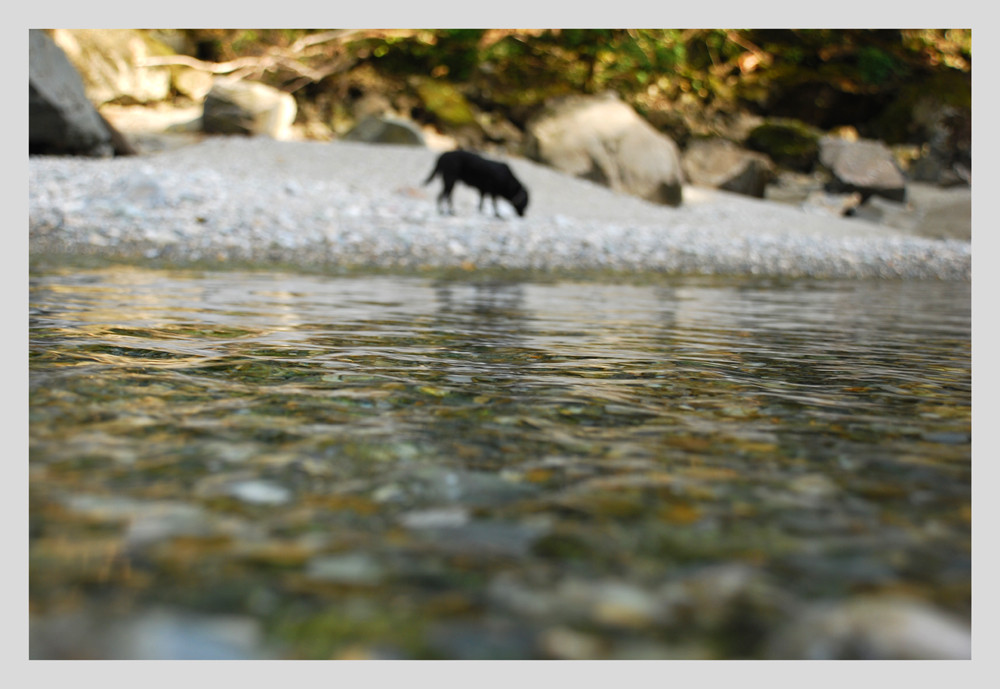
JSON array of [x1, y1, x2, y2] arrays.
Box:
[[423, 150, 529, 218]]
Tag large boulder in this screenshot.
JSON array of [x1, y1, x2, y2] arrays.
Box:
[[525, 93, 684, 207], [766, 596, 970, 660], [342, 115, 426, 146], [201, 77, 297, 139], [819, 136, 907, 202], [49, 29, 175, 106], [29, 29, 115, 157], [907, 97, 971, 187], [682, 138, 775, 198]]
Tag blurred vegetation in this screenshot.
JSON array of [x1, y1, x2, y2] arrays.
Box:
[[164, 29, 970, 143]]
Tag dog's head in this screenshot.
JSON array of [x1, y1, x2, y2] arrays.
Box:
[[510, 187, 529, 217]]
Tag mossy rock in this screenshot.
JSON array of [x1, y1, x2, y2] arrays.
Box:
[[744, 118, 823, 172], [414, 79, 477, 128], [872, 71, 971, 145]]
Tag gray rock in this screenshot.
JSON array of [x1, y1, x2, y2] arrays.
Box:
[[399, 506, 470, 529], [910, 188, 971, 240], [908, 96, 971, 187], [682, 138, 775, 198], [225, 479, 292, 505], [408, 519, 548, 558], [802, 189, 863, 217], [819, 136, 907, 202], [57, 493, 257, 550], [380, 467, 538, 508], [29, 30, 115, 157], [202, 77, 297, 139], [350, 93, 393, 120], [194, 473, 293, 506], [427, 619, 538, 660], [852, 182, 971, 241], [31, 608, 269, 659], [306, 553, 385, 585], [342, 114, 426, 146], [850, 194, 903, 226], [539, 627, 605, 659], [765, 596, 970, 659], [764, 170, 828, 205], [525, 92, 684, 207]]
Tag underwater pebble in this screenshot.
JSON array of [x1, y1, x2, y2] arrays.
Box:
[[400, 507, 471, 529], [306, 553, 385, 585], [225, 479, 292, 506], [30, 608, 269, 660], [540, 626, 604, 659], [587, 581, 667, 629], [390, 467, 538, 507], [787, 473, 840, 500], [427, 619, 537, 660], [412, 520, 549, 558], [765, 595, 971, 659], [60, 495, 239, 549]]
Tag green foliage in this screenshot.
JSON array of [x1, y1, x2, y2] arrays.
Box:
[[857, 46, 906, 85], [231, 30, 260, 54], [414, 79, 477, 127], [174, 28, 971, 137]]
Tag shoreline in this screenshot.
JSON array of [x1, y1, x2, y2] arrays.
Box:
[[29, 137, 971, 281]]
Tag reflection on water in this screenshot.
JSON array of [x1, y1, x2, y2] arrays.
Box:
[[29, 268, 971, 659]]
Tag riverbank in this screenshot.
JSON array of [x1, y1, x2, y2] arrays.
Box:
[[29, 136, 970, 280]]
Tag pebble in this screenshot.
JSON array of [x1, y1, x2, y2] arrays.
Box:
[[411, 519, 549, 558], [59, 494, 228, 548], [427, 619, 537, 660], [306, 553, 385, 585], [384, 467, 538, 507], [29, 138, 970, 280], [399, 506, 471, 529], [765, 595, 971, 659], [30, 608, 269, 659], [540, 626, 604, 659], [225, 479, 292, 506]]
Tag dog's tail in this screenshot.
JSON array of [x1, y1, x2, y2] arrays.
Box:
[[423, 159, 441, 186]]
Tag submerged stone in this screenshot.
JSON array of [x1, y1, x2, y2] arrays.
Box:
[[765, 596, 971, 659], [225, 480, 292, 506], [306, 553, 385, 585]]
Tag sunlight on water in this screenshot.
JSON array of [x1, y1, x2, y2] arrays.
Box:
[[29, 268, 970, 659]]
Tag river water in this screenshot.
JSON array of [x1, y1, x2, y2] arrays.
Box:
[[29, 267, 971, 659]]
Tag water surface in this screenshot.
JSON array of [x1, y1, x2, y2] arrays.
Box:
[[29, 268, 971, 659]]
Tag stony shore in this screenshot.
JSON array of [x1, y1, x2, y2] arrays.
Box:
[[29, 136, 970, 280]]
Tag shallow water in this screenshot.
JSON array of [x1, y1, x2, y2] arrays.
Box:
[[29, 268, 971, 659]]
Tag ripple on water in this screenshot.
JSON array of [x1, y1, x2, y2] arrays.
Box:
[[29, 268, 970, 659]]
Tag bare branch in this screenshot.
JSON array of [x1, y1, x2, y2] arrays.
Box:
[[137, 54, 263, 74], [288, 29, 360, 53], [136, 30, 363, 91]]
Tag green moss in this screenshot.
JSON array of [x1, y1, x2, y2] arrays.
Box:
[[414, 79, 477, 128], [744, 119, 823, 172], [873, 70, 971, 144], [271, 605, 430, 658]]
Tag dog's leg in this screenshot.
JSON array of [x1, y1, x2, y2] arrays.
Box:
[[478, 192, 486, 214], [440, 177, 457, 215]]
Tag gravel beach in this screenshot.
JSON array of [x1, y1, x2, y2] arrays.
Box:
[[29, 136, 970, 280]]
